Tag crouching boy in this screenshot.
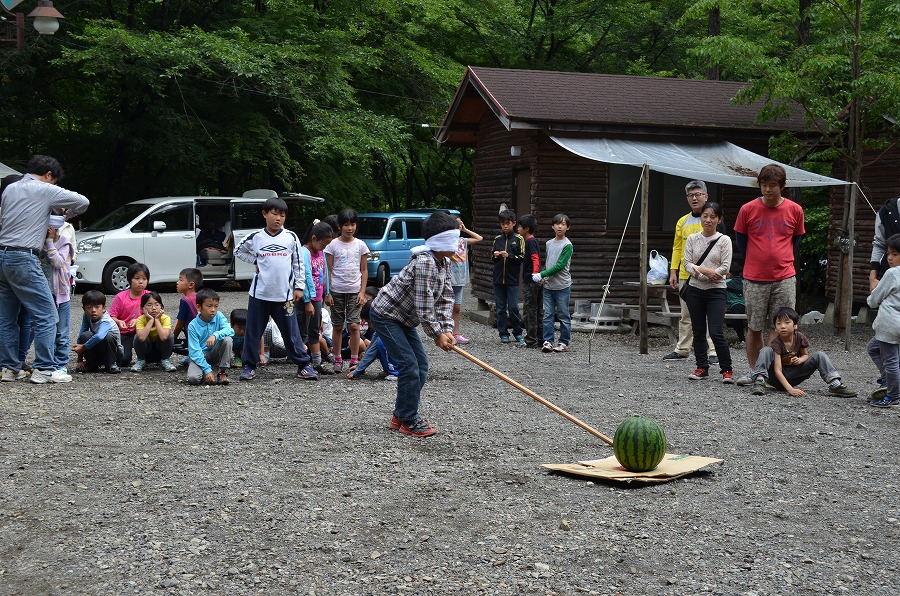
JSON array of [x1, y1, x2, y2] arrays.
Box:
[[369, 211, 457, 437], [73, 290, 126, 374], [187, 288, 234, 385], [750, 307, 856, 397]]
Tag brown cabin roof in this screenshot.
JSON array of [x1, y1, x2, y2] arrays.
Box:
[[438, 67, 808, 147]]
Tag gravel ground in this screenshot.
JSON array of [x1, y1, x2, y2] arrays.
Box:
[[1, 289, 898, 595]]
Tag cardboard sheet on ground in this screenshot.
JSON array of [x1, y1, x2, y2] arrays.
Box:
[[542, 452, 723, 484]]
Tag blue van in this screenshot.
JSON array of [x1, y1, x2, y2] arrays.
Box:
[[357, 209, 460, 286]]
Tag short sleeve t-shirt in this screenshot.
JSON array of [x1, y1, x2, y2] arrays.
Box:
[[134, 313, 173, 342], [309, 249, 325, 301], [324, 237, 369, 293], [450, 238, 469, 287], [733, 197, 805, 282], [769, 331, 810, 366], [109, 290, 149, 336], [177, 293, 199, 324]]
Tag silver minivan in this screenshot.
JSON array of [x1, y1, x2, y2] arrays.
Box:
[[74, 190, 323, 293]]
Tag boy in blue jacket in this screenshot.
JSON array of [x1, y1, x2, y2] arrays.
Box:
[[187, 288, 234, 385]]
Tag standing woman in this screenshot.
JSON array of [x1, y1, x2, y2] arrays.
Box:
[[683, 201, 733, 383]]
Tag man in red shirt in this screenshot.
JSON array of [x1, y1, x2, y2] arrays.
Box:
[[732, 164, 805, 385]]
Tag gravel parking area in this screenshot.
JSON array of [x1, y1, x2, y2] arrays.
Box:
[[1, 289, 898, 595]]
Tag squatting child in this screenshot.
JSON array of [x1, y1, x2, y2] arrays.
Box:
[[370, 211, 457, 437], [518, 214, 542, 348], [108, 262, 150, 365], [347, 302, 398, 381], [324, 208, 370, 372], [750, 307, 856, 397], [172, 267, 203, 357], [131, 291, 176, 372], [187, 288, 234, 385], [73, 290, 125, 373], [865, 232, 900, 408], [491, 209, 525, 345], [534, 213, 573, 353], [234, 197, 317, 381]]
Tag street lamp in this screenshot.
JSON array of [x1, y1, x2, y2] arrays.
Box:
[[1, 0, 64, 50]]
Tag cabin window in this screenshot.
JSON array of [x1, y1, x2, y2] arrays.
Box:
[[608, 164, 718, 232]]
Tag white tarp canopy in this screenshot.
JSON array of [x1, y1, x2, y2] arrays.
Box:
[[1, 161, 21, 178], [550, 137, 849, 187]]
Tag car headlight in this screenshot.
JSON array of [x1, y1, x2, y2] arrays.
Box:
[[368, 251, 380, 261], [77, 235, 104, 253]]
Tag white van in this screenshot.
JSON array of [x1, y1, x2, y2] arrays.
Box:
[[74, 190, 324, 293]]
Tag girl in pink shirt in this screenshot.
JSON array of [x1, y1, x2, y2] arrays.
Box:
[[109, 262, 150, 365]]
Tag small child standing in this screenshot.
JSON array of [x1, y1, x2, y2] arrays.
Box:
[[449, 217, 483, 345], [187, 288, 234, 385], [234, 197, 317, 381], [324, 208, 370, 372], [491, 209, 525, 345], [42, 214, 75, 374], [866, 233, 900, 408], [534, 214, 573, 353], [370, 211, 457, 437], [750, 307, 856, 397], [518, 214, 542, 349], [172, 268, 203, 357], [108, 262, 150, 365], [301, 220, 334, 374], [73, 290, 125, 373], [131, 291, 176, 372]]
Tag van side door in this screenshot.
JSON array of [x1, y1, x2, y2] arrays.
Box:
[[139, 202, 196, 281]]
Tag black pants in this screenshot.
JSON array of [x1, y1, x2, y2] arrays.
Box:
[[78, 330, 125, 370], [684, 286, 732, 372], [242, 296, 309, 368], [134, 334, 175, 362]]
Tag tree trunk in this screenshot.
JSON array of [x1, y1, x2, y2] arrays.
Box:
[[707, 6, 721, 80]]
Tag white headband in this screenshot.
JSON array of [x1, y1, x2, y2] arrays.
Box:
[[411, 229, 460, 254]]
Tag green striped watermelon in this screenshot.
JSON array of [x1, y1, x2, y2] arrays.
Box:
[[613, 416, 667, 472]]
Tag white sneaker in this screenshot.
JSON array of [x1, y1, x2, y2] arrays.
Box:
[[0, 368, 15, 382], [735, 373, 754, 386], [553, 343, 570, 352], [30, 369, 73, 384], [16, 369, 30, 380]]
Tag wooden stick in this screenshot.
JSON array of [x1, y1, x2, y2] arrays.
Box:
[[450, 345, 614, 446]]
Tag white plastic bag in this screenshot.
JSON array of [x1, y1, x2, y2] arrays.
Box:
[[647, 250, 669, 284]]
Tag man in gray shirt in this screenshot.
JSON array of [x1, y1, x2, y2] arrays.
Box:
[[0, 155, 90, 383]]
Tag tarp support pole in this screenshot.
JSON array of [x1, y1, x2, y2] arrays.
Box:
[[639, 163, 649, 354]]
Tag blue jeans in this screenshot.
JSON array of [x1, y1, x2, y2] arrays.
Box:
[[493, 284, 522, 338], [17, 306, 32, 365], [542, 286, 571, 345], [868, 337, 899, 399], [54, 301, 71, 370], [242, 296, 309, 367], [0, 251, 58, 372], [370, 309, 428, 422]]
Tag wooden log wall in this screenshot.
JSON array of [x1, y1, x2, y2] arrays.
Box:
[[826, 146, 900, 302], [468, 119, 773, 308]]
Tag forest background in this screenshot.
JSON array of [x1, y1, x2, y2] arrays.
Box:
[[2, 0, 899, 294]]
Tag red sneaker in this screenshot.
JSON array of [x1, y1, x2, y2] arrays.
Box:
[[688, 368, 709, 380], [722, 370, 735, 384], [388, 415, 401, 430], [399, 417, 436, 437]]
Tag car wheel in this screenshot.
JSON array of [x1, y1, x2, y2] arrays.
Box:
[[102, 260, 132, 294], [376, 263, 389, 287]]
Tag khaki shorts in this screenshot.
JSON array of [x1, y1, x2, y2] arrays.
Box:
[[743, 277, 796, 332], [330, 292, 362, 326]]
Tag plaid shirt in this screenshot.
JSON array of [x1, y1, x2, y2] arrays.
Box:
[[371, 252, 454, 339]]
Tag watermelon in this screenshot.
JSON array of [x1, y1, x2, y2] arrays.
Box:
[[613, 416, 667, 472]]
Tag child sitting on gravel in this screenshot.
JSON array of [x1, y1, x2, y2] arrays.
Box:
[[130, 291, 176, 372], [369, 211, 457, 437], [749, 307, 856, 398], [347, 302, 398, 381], [73, 290, 125, 374], [187, 288, 234, 385]]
